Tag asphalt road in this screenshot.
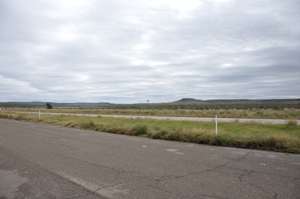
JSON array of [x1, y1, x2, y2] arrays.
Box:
[[0, 119, 299, 199]]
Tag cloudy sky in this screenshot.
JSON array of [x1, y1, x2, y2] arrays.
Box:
[[0, 0, 300, 103]]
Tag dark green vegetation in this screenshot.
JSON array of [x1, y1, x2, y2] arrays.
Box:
[[1, 112, 299, 153]]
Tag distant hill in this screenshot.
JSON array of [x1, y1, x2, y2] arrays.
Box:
[[0, 98, 299, 109], [172, 98, 205, 104]]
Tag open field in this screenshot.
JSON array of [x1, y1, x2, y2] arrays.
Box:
[[3, 107, 300, 119], [1, 111, 300, 153]]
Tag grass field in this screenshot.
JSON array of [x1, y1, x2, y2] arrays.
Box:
[[4, 107, 300, 119], [1, 111, 299, 153]]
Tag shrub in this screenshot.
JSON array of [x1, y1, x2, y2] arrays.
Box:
[[46, 102, 53, 109]]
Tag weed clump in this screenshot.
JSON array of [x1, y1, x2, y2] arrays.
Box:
[[131, 125, 148, 136], [14, 115, 26, 120], [64, 122, 76, 127], [286, 120, 297, 128], [79, 121, 97, 129]]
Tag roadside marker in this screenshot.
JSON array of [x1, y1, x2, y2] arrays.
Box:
[[38, 109, 41, 120], [215, 115, 218, 136]]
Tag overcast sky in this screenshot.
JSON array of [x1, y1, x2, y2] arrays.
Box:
[[0, 0, 299, 103]]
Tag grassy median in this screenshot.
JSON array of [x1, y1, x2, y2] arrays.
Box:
[[1, 112, 300, 153], [5, 107, 300, 119]]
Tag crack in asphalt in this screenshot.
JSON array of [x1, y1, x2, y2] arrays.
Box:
[[238, 170, 254, 182], [136, 152, 254, 199], [155, 152, 252, 183], [0, 147, 104, 199], [225, 165, 300, 182], [248, 182, 279, 199], [195, 193, 229, 199]]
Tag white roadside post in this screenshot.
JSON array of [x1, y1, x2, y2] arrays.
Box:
[[38, 109, 41, 120], [215, 115, 218, 136]]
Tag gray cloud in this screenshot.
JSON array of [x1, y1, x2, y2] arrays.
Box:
[[0, 0, 299, 103]]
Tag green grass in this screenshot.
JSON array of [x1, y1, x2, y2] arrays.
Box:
[[5, 107, 300, 119], [1, 112, 300, 153]]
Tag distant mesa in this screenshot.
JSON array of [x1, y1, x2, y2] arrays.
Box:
[[172, 98, 204, 104]]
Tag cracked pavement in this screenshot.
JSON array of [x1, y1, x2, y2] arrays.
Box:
[[0, 119, 299, 199]]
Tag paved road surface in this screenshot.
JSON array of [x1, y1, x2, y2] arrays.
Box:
[[0, 119, 299, 199], [9, 111, 300, 125]]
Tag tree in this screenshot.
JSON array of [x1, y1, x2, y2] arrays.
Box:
[[46, 102, 53, 109]]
